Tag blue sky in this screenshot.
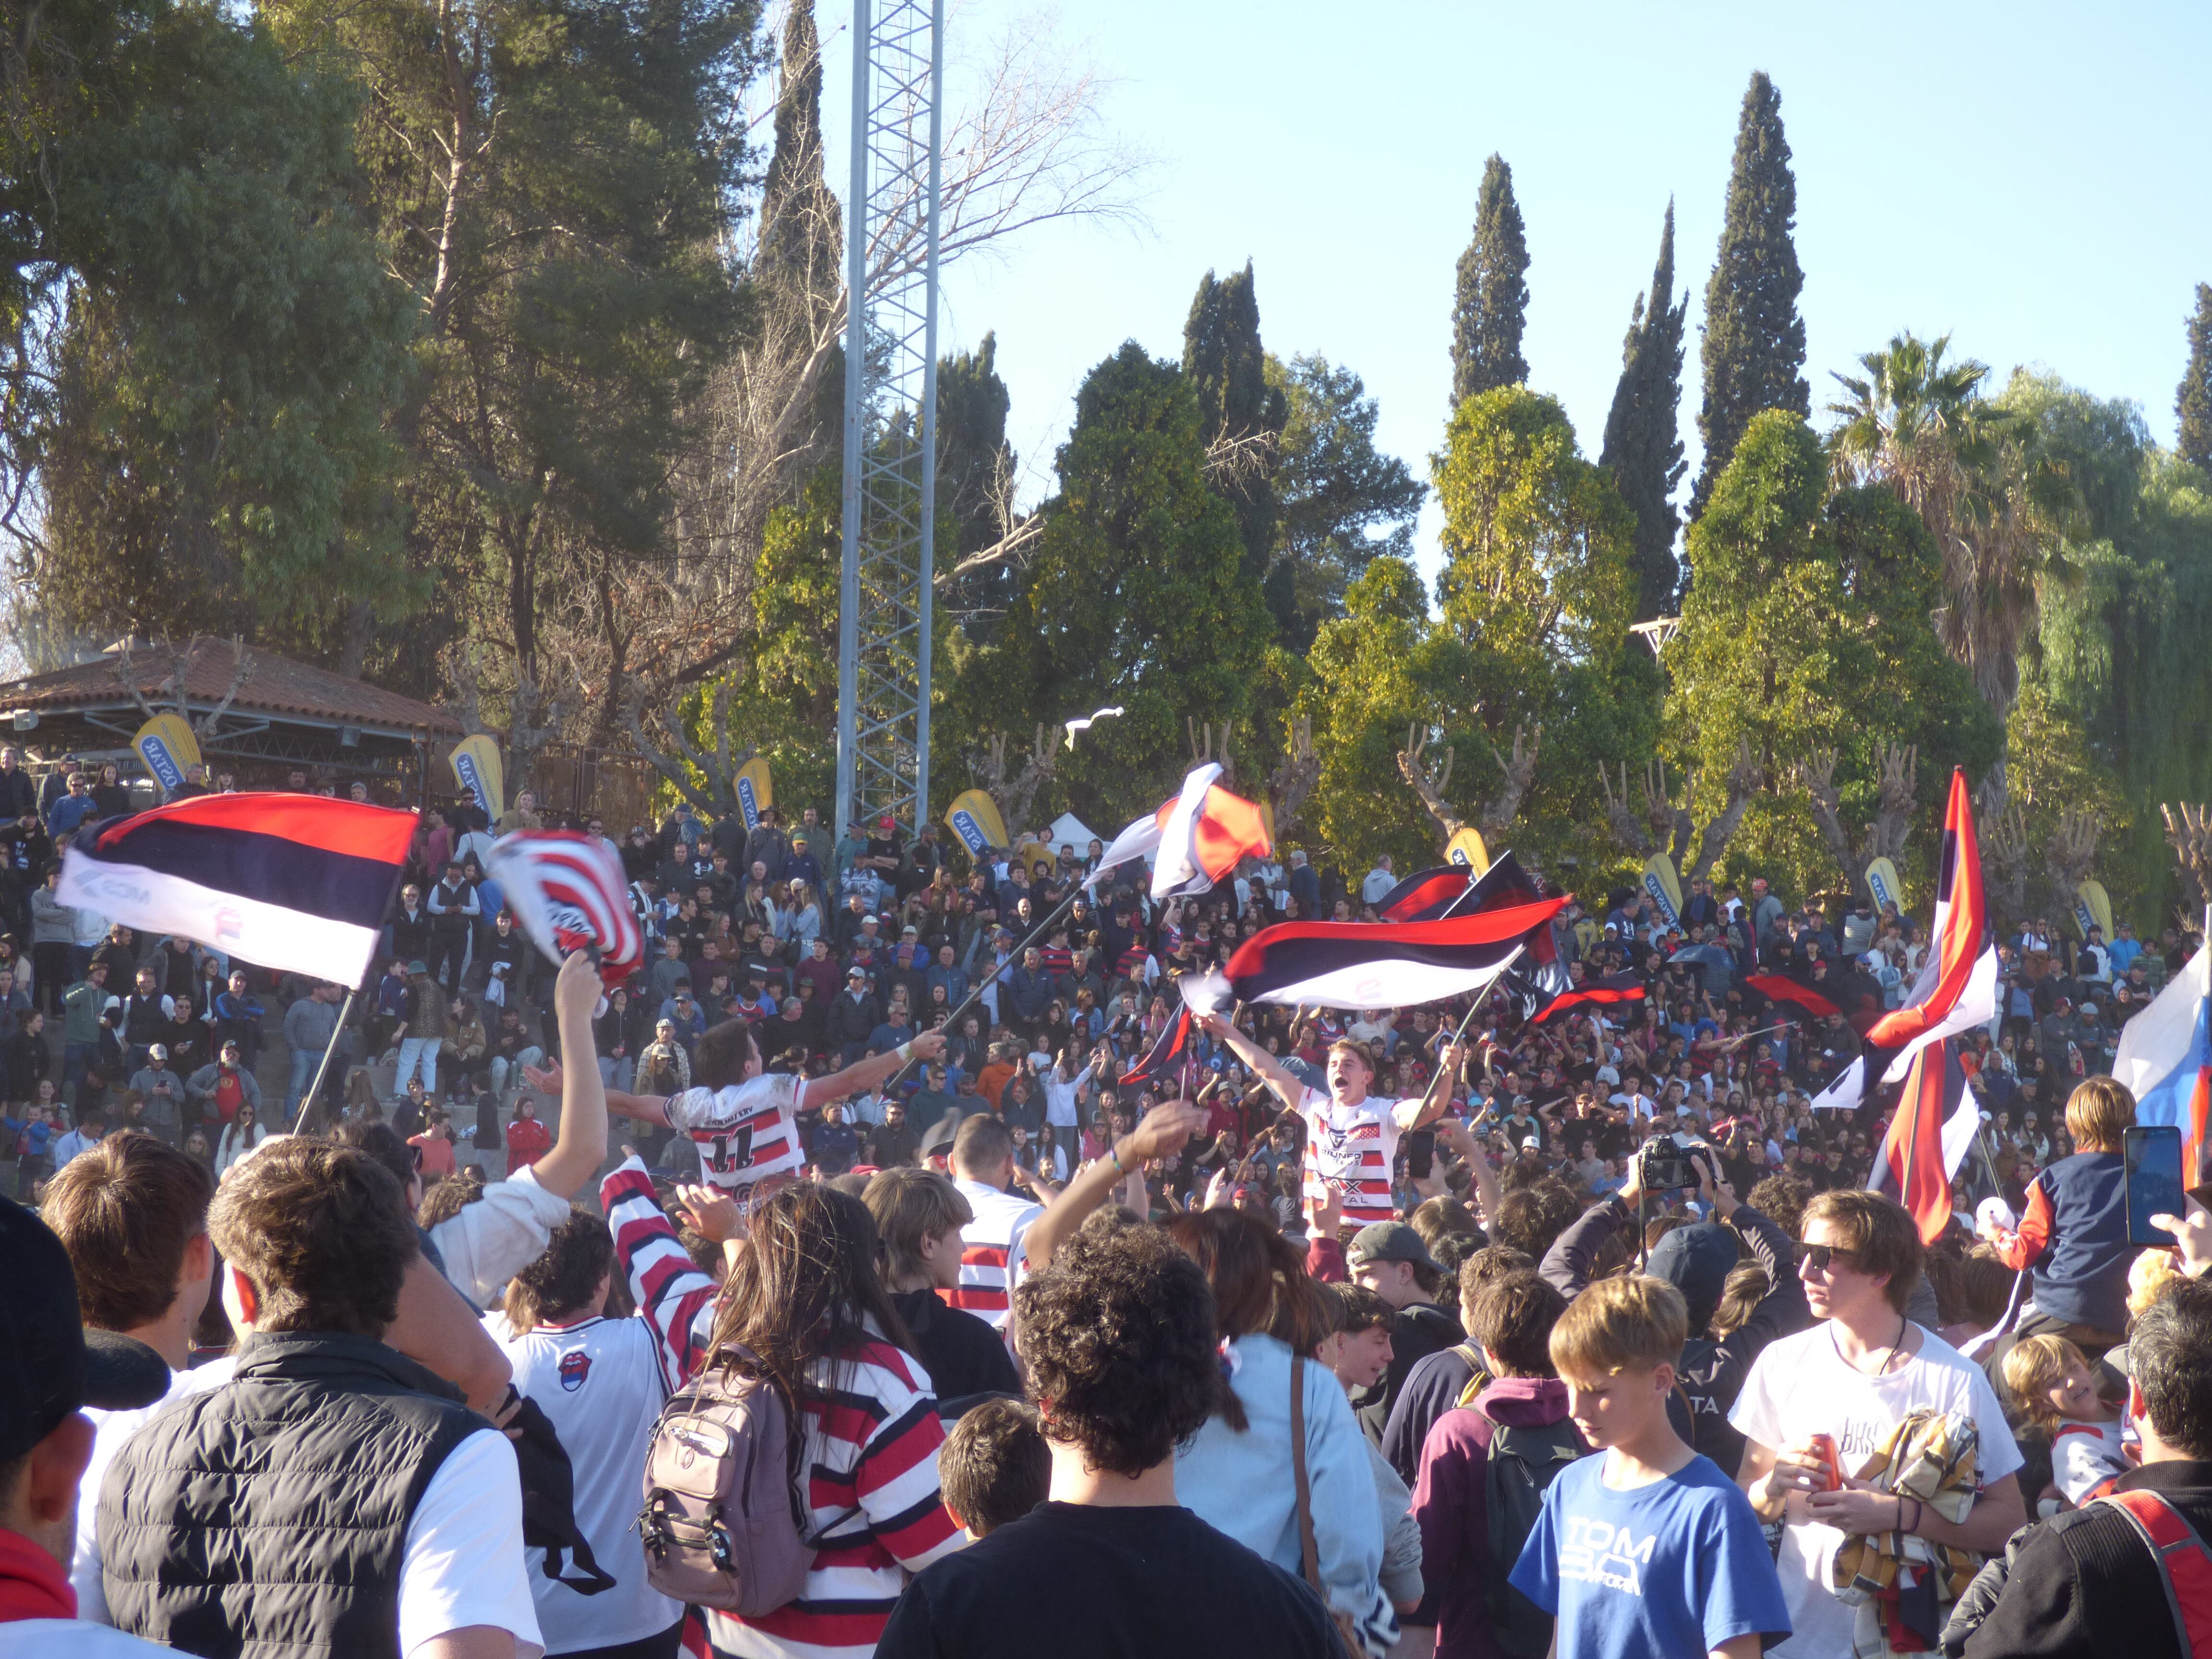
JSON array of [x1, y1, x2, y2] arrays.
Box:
[[817, 1, 2212, 584]]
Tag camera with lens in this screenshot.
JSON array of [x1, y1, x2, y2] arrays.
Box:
[[1637, 1132, 1707, 1192]]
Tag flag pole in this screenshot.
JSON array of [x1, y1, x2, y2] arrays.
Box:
[[291, 988, 358, 1138]]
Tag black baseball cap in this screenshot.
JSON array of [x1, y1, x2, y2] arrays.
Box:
[[0, 1201, 170, 1463]]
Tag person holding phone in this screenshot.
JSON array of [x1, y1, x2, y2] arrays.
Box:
[[1982, 1077, 2144, 1358]]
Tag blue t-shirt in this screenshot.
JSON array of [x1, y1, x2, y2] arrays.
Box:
[[1509, 1449, 1790, 1659]]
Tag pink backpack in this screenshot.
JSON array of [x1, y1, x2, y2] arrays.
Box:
[[637, 1347, 840, 1615]]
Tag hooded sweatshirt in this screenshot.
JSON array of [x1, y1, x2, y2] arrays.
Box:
[[1409, 1377, 1582, 1659]]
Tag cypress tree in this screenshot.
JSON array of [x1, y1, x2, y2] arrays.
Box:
[[2179, 283, 2212, 472], [1183, 261, 1288, 599], [1692, 72, 1808, 521], [1449, 155, 1530, 406], [757, 0, 842, 307], [1600, 201, 1689, 619]]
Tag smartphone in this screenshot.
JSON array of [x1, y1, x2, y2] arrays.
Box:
[[1406, 1130, 1435, 1179], [2126, 1124, 2187, 1247]]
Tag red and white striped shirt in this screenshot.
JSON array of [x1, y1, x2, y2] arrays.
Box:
[[601, 1158, 963, 1659], [943, 1178, 1043, 1330], [666, 1073, 809, 1195], [1300, 1087, 1409, 1227]]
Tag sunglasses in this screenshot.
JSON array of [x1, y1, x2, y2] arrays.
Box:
[[1799, 1243, 1864, 1276]]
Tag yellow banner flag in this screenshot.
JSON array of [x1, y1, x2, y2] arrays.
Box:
[[1446, 826, 1491, 874], [132, 714, 201, 798], [1642, 854, 1683, 927], [1865, 856, 1905, 913], [448, 735, 505, 821], [735, 757, 773, 831], [2074, 878, 2113, 942], [943, 789, 1007, 856]]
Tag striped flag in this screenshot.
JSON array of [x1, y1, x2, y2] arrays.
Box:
[[1531, 971, 1647, 1025], [1120, 1005, 1194, 1093], [1745, 974, 1842, 1020], [1085, 763, 1272, 900], [485, 830, 645, 993], [1868, 1037, 1980, 1242], [1376, 865, 1473, 923], [2114, 936, 2212, 1184], [58, 793, 415, 984], [1190, 895, 1567, 1011]]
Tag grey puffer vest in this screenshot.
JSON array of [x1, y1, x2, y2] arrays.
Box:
[[100, 1331, 483, 1658]]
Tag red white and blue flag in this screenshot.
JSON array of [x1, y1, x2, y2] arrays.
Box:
[[1085, 763, 1273, 900], [1868, 1037, 1979, 1243], [2115, 932, 2212, 1186], [57, 793, 415, 984], [1120, 1005, 1195, 1094], [485, 830, 644, 995], [1184, 895, 1568, 1012]]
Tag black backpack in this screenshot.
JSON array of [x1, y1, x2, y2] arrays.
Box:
[[1482, 1412, 1589, 1659]]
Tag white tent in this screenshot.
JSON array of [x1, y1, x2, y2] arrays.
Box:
[[1041, 810, 1101, 853]]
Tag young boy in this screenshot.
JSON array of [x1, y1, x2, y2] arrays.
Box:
[[938, 1399, 1050, 1540], [2001, 1333, 2130, 1504], [1321, 1285, 1425, 1620], [1511, 1275, 1791, 1659]]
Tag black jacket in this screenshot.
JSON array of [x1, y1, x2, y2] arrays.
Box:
[[1951, 1459, 2212, 1659], [101, 1332, 481, 1659], [1541, 1193, 1811, 1475], [890, 1288, 1020, 1407]]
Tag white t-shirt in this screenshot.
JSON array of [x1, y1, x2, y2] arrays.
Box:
[[492, 1314, 680, 1653], [1729, 1322, 2022, 1658], [2052, 1417, 2129, 1505], [398, 1428, 544, 1659], [1299, 1087, 1407, 1228], [664, 1070, 807, 1194]]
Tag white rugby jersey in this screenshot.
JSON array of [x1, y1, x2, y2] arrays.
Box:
[[664, 1070, 809, 1193], [1300, 1087, 1409, 1227], [945, 1178, 1043, 1330], [493, 1312, 679, 1653]]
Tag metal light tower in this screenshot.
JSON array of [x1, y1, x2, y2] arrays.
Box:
[[834, 0, 942, 839]]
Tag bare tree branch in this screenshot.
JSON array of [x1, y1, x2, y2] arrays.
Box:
[[1479, 723, 1540, 839], [1398, 722, 1466, 847]]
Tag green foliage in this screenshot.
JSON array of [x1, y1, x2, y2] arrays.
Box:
[[1298, 390, 1659, 881], [936, 332, 1017, 630], [1450, 155, 1530, 406], [1693, 72, 1808, 522], [1262, 353, 1427, 652], [9, 1, 418, 648], [1670, 412, 1998, 897], [1182, 262, 1288, 599], [1599, 201, 1688, 619], [2180, 284, 2212, 475], [2006, 369, 2212, 921], [952, 342, 1273, 828]]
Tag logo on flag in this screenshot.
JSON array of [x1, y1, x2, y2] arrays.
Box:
[[486, 831, 644, 995]]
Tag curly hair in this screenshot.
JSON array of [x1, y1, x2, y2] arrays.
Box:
[[1491, 1179, 1579, 1261], [207, 1137, 417, 1337], [417, 1166, 488, 1229], [504, 1210, 613, 1328], [1746, 1174, 1811, 1242], [1013, 1225, 1220, 1479]]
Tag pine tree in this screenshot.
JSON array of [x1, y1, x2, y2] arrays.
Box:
[[758, 0, 842, 310], [2179, 283, 2212, 472], [1182, 261, 1288, 599], [936, 333, 1016, 630], [1600, 201, 1689, 619], [1449, 154, 1530, 406], [1692, 72, 1808, 521]]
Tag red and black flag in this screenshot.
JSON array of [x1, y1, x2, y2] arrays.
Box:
[[1744, 974, 1842, 1020], [58, 793, 415, 984], [1202, 895, 1568, 1011], [1867, 1037, 1978, 1243], [1376, 866, 1472, 923], [1120, 1005, 1194, 1093], [1531, 971, 1647, 1024]]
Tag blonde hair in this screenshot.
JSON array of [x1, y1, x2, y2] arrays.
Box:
[[1326, 1038, 1374, 1078], [2064, 1076, 2135, 1152], [863, 1166, 973, 1285], [1549, 1274, 1687, 1380], [2130, 1247, 2185, 1320], [2002, 1334, 2092, 1431]]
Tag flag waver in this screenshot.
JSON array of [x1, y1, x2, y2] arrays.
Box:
[[58, 793, 415, 984]]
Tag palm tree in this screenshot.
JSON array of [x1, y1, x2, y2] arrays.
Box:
[[1826, 332, 2061, 721]]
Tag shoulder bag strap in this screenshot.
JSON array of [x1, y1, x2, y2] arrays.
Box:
[[1290, 1353, 1322, 1593]]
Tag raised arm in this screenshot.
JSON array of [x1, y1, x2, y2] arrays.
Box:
[[525, 953, 611, 1201], [1022, 1098, 1208, 1271], [1194, 1009, 1305, 1112]]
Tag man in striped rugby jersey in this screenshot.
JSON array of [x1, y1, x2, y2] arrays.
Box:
[[1199, 1011, 1468, 1237]]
